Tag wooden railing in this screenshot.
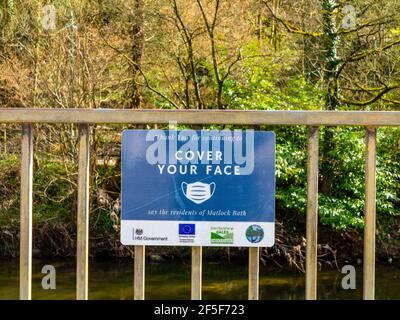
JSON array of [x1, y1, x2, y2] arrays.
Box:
[[1, 108, 397, 300]]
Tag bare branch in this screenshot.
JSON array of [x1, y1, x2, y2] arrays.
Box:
[[341, 84, 400, 106], [171, 0, 203, 108], [262, 0, 323, 37], [100, 36, 181, 109], [347, 39, 400, 63], [336, 17, 396, 35]]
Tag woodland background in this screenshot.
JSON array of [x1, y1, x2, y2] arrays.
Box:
[[0, 0, 399, 269]]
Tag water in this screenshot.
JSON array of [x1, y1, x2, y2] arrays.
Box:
[[0, 258, 398, 300]]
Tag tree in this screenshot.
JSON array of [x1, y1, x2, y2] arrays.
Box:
[[112, 0, 261, 110], [0, 0, 15, 48], [263, 0, 400, 194], [129, 0, 144, 109]]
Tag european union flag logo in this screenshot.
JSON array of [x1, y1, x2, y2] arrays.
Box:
[[179, 224, 195, 235]]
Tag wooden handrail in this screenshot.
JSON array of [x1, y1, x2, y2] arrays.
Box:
[[0, 108, 400, 125]]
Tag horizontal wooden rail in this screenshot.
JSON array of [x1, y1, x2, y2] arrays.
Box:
[[1, 108, 400, 125]]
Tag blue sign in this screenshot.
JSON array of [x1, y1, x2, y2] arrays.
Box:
[[121, 129, 275, 247]]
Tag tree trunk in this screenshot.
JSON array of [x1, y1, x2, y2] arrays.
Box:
[[129, 0, 144, 109], [320, 0, 341, 195]]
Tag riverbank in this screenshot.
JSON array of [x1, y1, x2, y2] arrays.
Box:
[[1, 219, 398, 270]]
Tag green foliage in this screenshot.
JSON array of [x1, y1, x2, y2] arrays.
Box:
[[222, 43, 323, 111], [218, 49, 400, 230], [275, 126, 400, 230], [33, 158, 76, 222], [0, 154, 76, 224], [0, 154, 20, 225]]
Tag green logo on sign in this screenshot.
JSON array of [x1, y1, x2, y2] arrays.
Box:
[[211, 227, 234, 244]]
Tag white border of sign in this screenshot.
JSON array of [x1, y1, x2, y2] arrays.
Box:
[[121, 221, 274, 247]]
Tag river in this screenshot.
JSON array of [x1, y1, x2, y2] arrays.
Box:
[[0, 258, 398, 299]]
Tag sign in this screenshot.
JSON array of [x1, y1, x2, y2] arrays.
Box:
[[121, 129, 275, 247]]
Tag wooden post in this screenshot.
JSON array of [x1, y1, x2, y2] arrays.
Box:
[[191, 246, 202, 300], [134, 245, 145, 300], [20, 124, 33, 300], [248, 247, 259, 300], [363, 127, 377, 300], [76, 124, 90, 300], [305, 126, 319, 300]]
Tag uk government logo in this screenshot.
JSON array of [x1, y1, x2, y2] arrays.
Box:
[[133, 228, 168, 241], [245, 225, 264, 243], [178, 223, 196, 243], [133, 228, 144, 239]]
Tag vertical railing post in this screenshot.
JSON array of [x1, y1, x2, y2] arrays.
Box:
[[191, 246, 202, 300], [248, 247, 259, 300], [77, 124, 90, 300], [364, 126, 377, 300], [20, 124, 33, 300], [134, 245, 145, 300], [305, 126, 319, 300]]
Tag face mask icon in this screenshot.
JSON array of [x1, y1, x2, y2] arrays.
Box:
[[181, 181, 216, 204]]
